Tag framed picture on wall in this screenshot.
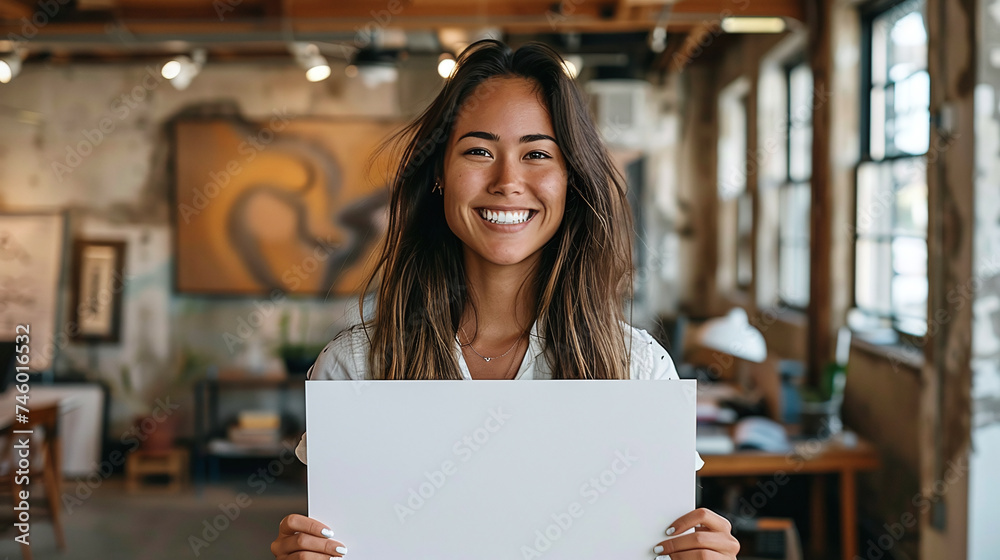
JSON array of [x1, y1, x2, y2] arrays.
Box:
[[70, 240, 126, 343], [0, 212, 67, 371]]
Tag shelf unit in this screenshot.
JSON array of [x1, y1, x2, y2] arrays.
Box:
[[192, 370, 306, 483]]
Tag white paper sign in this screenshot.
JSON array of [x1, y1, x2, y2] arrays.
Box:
[[306, 379, 696, 559]]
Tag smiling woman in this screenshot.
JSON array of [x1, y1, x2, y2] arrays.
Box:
[[362, 40, 638, 384], [270, 40, 739, 560]]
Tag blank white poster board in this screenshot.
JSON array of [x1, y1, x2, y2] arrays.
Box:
[[306, 379, 696, 559]]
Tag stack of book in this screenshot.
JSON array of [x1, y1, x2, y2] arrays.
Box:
[[228, 410, 281, 448]]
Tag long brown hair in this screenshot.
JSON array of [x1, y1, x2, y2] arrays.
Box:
[[360, 39, 634, 380]]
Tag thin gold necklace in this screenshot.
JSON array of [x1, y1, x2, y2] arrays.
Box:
[[458, 326, 525, 363]]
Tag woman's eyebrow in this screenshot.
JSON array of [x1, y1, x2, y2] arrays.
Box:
[[457, 131, 500, 142], [456, 131, 557, 144], [520, 133, 557, 144]]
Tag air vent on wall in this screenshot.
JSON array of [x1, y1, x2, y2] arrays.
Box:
[[585, 79, 651, 148]]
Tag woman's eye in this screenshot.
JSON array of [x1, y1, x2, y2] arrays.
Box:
[[465, 148, 492, 157], [525, 151, 551, 160]]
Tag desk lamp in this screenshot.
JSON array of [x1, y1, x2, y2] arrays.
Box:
[[693, 307, 767, 363]]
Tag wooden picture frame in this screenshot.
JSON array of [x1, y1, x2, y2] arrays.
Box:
[[69, 240, 126, 343]]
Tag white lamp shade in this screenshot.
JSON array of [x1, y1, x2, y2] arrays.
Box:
[[695, 308, 767, 363]]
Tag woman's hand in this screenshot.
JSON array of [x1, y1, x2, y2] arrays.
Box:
[[651, 508, 739, 559], [271, 513, 349, 559]]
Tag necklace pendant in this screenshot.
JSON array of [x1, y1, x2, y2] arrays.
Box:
[[484, 357, 491, 362]]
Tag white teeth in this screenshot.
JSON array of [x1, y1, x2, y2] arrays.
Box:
[[479, 209, 531, 225]]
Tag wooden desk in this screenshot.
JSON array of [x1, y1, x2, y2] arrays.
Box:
[[699, 432, 880, 560]]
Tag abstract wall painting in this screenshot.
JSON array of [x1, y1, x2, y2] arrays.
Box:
[[174, 118, 399, 296]]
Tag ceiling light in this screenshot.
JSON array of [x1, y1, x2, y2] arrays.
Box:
[[306, 64, 331, 82], [721, 17, 787, 34], [649, 26, 667, 53], [349, 49, 398, 88], [0, 51, 25, 84], [290, 42, 331, 82], [561, 56, 581, 79], [161, 49, 206, 90], [437, 53, 456, 79], [161, 60, 182, 80]]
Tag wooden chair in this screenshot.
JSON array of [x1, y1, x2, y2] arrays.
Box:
[[0, 401, 66, 560]]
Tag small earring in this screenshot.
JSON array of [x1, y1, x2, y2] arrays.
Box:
[[433, 180, 443, 195]]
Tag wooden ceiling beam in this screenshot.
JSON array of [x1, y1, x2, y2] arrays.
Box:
[[0, 0, 803, 41], [663, 22, 719, 73], [0, 0, 33, 20]]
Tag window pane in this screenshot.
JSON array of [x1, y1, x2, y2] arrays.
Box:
[[789, 63, 813, 125], [737, 193, 753, 287], [870, 0, 928, 160], [789, 125, 812, 182], [870, 87, 886, 160], [893, 70, 930, 155], [891, 272, 927, 327], [718, 82, 748, 200], [856, 239, 893, 314], [779, 244, 810, 308], [778, 182, 810, 307], [779, 183, 811, 240], [892, 236, 927, 277], [894, 174, 928, 237], [856, 162, 894, 236], [889, 10, 928, 75]]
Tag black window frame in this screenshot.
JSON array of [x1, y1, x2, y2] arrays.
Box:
[[854, 0, 930, 339]]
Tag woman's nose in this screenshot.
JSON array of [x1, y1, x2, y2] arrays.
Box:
[[490, 157, 524, 195]]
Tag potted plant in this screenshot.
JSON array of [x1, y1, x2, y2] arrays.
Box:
[[276, 309, 326, 376]]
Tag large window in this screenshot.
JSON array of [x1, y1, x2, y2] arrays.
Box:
[[855, 0, 929, 337], [718, 78, 751, 293], [778, 60, 813, 309]]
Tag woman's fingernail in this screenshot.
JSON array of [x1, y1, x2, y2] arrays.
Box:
[[656, 556, 671, 560], [322, 528, 334, 538], [665, 526, 676, 536], [336, 546, 348, 554], [654, 545, 664, 554]]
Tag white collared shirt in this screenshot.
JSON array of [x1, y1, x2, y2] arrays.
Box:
[[295, 321, 703, 470]]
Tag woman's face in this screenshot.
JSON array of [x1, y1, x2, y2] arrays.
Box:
[[442, 77, 568, 270]]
